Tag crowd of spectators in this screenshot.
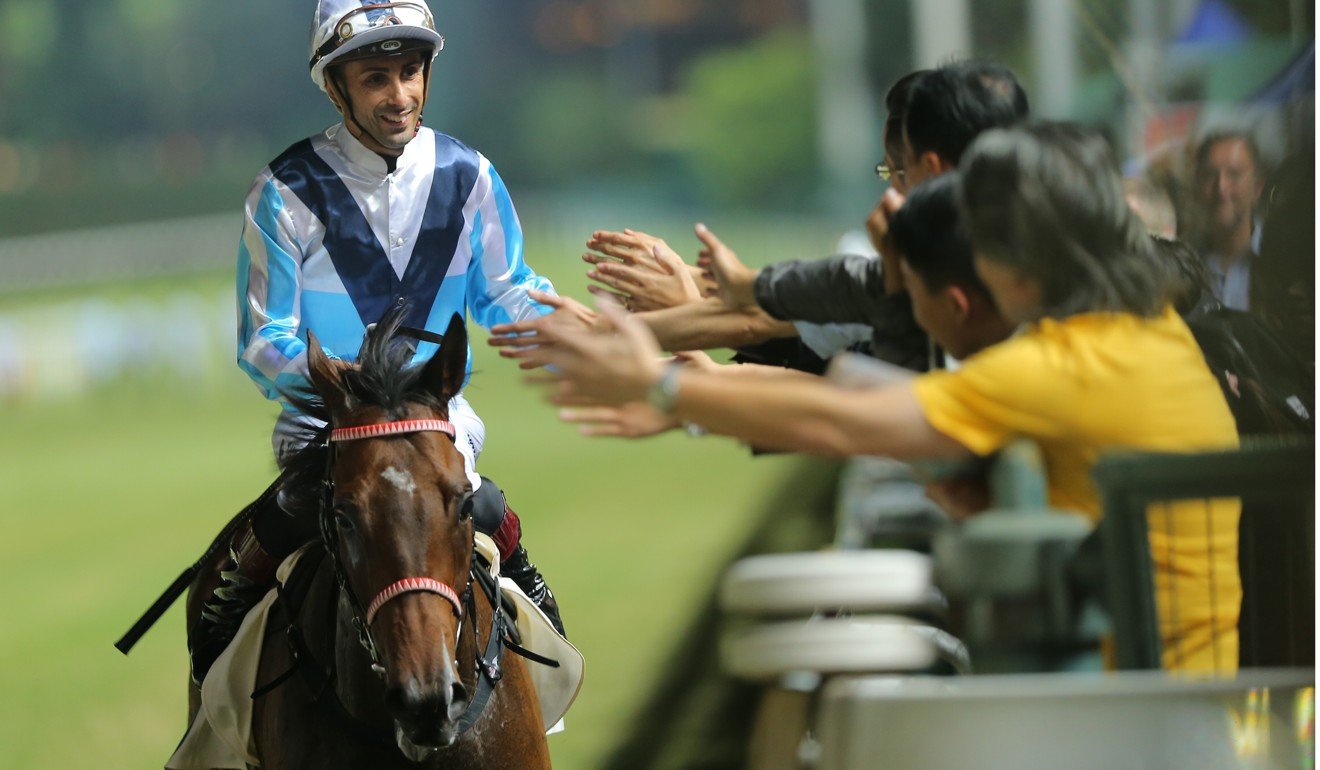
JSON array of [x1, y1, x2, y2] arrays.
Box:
[[487, 59, 1315, 673]]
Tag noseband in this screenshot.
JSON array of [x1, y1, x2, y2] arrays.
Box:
[[324, 418, 466, 672]]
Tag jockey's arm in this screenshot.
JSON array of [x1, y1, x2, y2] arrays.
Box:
[[465, 162, 556, 330], [236, 175, 320, 403]]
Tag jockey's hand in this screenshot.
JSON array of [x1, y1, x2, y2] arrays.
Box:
[[694, 223, 758, 310], [866, 188, 908, 295], [520, 297, 664, 407], [583, 229, 703, 312], [558, 403, 679, 438], [487, 290, 600, 370]]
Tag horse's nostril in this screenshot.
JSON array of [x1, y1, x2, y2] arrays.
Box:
[[449, 680, 468, 710], [385, 676, 429, 717]]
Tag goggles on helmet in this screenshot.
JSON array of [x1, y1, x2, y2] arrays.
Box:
[[310, 2, 443, 72]]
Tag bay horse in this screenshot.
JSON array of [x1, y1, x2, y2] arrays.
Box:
[[186, 311, 551, 768]]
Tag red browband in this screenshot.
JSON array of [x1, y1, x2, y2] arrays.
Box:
[[329, 419, 455, 443]]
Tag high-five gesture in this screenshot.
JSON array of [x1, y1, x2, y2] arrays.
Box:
[[488, 289, 600, 370], [583, 228, 706, 312], [694, 223, 758, 309]]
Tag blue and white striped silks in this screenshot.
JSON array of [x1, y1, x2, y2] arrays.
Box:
[[236, 123, 555, 410]]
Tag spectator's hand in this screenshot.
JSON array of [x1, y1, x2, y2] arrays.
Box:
[[866, 188, 907, 294], [695, 223, 758, 309], [673, 349, 719, 373], [487, 290, 601, 370], [583, 229, 703, 312], [520, 298, 665, 407], [559, 403, 680, 438], [924, 476, 990, 521]]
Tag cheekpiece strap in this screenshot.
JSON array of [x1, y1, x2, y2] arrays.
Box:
[[329, 419, 455, 443]]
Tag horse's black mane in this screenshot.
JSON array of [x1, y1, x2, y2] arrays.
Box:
[[286, 305, 448, 421], [277, 305, 450, 517]]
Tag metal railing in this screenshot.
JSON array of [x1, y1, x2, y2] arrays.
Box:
[[1095, 438, 1315, 670]]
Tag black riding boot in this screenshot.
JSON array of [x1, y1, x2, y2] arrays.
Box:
[[473, 477, 566, 637], [189, 522, 281, 685], [502, 544, 566, 637]]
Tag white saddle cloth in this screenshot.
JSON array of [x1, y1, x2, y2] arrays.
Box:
[[167, 535, 583, 769]]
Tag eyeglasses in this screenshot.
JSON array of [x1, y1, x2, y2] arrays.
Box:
[[875, 163, 906, 185]]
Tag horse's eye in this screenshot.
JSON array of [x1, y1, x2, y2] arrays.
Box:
[[334, 509, 357, 533], [458, 493, 474, 522]]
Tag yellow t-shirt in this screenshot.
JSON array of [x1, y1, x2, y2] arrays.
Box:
[[912, 307, 1241, 672]]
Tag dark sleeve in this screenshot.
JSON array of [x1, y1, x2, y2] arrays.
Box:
[[754, 254, 885, 326], [730, 338, 830, 375], [865, 291, 932, 372], [754, 254, 932, 372]]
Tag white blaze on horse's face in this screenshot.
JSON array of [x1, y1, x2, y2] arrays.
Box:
[[381, 466, 417, 497]]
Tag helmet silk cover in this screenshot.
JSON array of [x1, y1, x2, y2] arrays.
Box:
[[309, 0, 443, 92]]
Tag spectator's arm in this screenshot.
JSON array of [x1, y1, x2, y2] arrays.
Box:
[[637, 298, 798, 351]]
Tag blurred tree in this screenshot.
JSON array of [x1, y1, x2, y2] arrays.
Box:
[[503, 66, 636, 184], [677, 28, 818, 208]]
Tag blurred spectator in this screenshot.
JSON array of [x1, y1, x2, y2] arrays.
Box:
[[1123, 177, 1178, 239], [746, 61, 1031, 371], [887, 174, 1013, 362], [1188, 131, 1266, 310], [901, 60, 1031, 185]]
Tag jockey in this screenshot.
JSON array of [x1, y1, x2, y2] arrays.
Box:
[[191, 0, 564, 683]]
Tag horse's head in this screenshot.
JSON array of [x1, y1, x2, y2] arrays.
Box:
[[306, 310, 475, 753]]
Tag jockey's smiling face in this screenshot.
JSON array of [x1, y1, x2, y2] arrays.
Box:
[[329, 52, 427, 158]]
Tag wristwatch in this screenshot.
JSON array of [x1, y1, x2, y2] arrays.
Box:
[[646, 362, 683, 414]]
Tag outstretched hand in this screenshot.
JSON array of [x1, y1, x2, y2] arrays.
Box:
[[556, 348, 718, 438], [558, 403, 680, 438], [694, 223, 758, 309], [583, 229, 704, 312], [865, 188, 908, 294], [487, 289, 600, 370], [517, 298, 666, 407]]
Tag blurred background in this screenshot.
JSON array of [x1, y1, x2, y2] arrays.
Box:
[[0, 1, 1311, 768]]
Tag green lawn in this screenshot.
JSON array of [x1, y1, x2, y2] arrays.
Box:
[[0, 213, 837, 768]]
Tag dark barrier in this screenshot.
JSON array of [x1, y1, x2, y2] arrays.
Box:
[[1095, 438, 1314, 670]]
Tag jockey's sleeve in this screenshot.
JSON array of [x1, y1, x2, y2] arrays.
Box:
[[464, 161, 556, 330], [236, 175, 319, 402]]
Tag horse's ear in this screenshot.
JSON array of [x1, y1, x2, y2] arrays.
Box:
[[307, 331, 353, 416], [419, 314, 467, 403]]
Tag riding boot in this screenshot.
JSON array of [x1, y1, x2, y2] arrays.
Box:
[[501, 543, 566, 638], [473, 477, 566, 637], [189, 522, 281, 685]]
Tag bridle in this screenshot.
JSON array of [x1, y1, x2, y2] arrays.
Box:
[[250, 410, 559, 747], [322, 417, 467, 677]]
